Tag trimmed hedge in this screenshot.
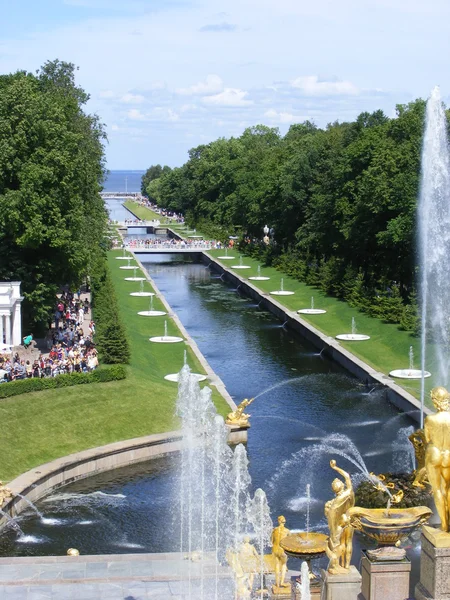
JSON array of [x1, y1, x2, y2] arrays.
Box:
[[0, 365, 126, 399]]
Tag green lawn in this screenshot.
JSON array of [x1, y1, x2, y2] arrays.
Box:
[[0, 250, 229, 481], [123, 200, 162, 221]]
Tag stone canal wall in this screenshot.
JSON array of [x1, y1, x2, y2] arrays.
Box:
[[202, 253, 427, 424]]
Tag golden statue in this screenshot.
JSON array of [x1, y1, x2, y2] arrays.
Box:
[[0, 482, 13, 507], [409, 429, 428, 488], [424, 386, 450, 532], [238, 536, 260, 589], [271, 515, 291, 593], [226, 398, 255, 428], [226, 548, 252, 599], [324, 460, 355, 574]]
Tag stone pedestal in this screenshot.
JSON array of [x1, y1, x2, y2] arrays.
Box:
[[321, 566, 362, 600], [415, 526, 450, 600], [359, 553, 411, 600]]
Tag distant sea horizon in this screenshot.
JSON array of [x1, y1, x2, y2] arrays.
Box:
[[102, 170, 145, 193]]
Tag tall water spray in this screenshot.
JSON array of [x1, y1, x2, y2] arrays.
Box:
[[419, 86, 450, 425], [176, 365, 254, 599]]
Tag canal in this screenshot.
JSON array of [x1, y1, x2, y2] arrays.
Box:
[[0, 254, 420, 585]]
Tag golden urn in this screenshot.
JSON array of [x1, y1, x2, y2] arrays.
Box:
[[348, 506, 432, 546]]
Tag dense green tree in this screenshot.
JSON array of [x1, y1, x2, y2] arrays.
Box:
[[0, 60, 107, 330], [141, 98, 439, 328], [141, 164, 171, 196]]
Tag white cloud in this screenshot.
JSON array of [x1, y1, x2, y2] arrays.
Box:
[[99, 90, 115, 98], [121, 93, 145, 104], [167, 109, 179, 122], [127, 108, 146, 121], [264, 109, 307, 123], [202, 88, 253, 107], [291, 76, 359, 96], [110, 123, 120, 131], [177, 75, 223, 96]]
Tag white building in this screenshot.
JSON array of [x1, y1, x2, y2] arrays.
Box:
[[0, 282, 23, 348]]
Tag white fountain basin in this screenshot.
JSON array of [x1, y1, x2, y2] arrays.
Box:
[[130, 292, 155, 297], [149, 336, 184, 343], [298, 309, 327, 314], [124, 277, 146, 282], [116, 257, 131, 260], [248, 276, 270, 281], [164, 373, 207, 382], [270, 290, 295, 296], [389, 369, 432, 379], [231, 265, 251, 269], [217, 256, 235, 260], [138, 311, 167, 317], [336, 334, 370, 341], [119, 266, 136, 270]]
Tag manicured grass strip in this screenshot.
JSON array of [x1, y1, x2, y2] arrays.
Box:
[[123, 200, 162, 221], [0, 252, 229, 482], [207, 249, 437, 408]]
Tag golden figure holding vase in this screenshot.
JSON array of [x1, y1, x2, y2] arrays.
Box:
[[424, 386, 450, 533], [324, 460, 355, 574]]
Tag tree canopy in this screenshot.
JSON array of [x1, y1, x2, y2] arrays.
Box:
[[0, 60, 107, 329], [143, 100, 445, 327]]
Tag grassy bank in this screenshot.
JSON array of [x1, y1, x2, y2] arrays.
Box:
[[123, 200, 161, 221], [1, 251, 229, 481]]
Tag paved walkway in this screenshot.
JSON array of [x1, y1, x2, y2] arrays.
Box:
[[0, 553, 233, 599]]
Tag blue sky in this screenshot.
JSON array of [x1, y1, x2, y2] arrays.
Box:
[[1, 0, 449, 169]]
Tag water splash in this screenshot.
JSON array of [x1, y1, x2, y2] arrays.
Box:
[[311, 297, 314, 310], [409, 346, 414, 371], [300, 562, 311, 600], [305, 484, 311, 537], [247, 488, 272, 599], [419, 86, 450, 426], [351, 317, 357, 335]]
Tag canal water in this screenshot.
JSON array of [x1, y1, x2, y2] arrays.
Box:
[[0, 255, 420, 585]]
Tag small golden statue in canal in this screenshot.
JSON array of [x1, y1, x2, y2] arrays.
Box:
[[424, 386, 450, 533], [226, 547, 252, 599], [409, 428, 428, 488], [271, 515, 291, 594], [226, 398, 255, 428], [238, 536, 260, 589], [324, 460, 355, 574], [0, 482, 13, 507]]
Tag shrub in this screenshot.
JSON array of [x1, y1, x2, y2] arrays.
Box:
[[0, 365, 126, 399], [91, 264, 131, 364]]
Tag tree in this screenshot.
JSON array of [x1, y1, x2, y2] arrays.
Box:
[[141, 164, 171, 196], [0, 60, 107, 330]]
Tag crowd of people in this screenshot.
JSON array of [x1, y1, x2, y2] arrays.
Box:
[[0, 290, 98, 384], [124, 237, 222, 250]]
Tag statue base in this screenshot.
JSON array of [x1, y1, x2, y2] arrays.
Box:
[[271, 584, 291, 598], [415, 526, 450, 600], [359, 552, 410, 600], [320, 566, 361, 600]]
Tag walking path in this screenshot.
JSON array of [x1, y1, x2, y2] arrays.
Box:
[[0, 553, 233, 599]]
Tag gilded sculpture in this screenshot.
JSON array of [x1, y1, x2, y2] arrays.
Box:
[[409, 429, 428, 488], [324, 460, 355, 574], [271, 515, 290, 594], [0, 482, 13, 507], [424, 386, 450, 532], [226, 398, 255, 428]]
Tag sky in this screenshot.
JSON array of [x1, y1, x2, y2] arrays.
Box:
[[1, 0, 449, 170]]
